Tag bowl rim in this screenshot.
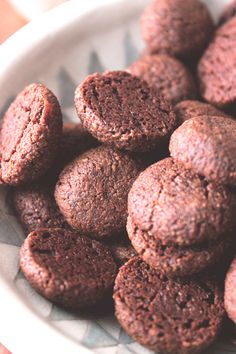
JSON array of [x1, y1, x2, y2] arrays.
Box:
[[0, 0, 146, 353], [0, 0, 146, 88]]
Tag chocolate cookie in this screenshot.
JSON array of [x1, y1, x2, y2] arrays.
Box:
[[75, 71, 176, 152], [0, 83, 62, 186], [198, 17, 236, 110], [225, 257, 236, 324], [127, 216, 231, 278], [20, 228, 117, 309], [128, 158, 235, 246], [219, 0, 236, 26], [128, 54, 197, 105], [13, 181, 71, 233], [55, 146, 141, 239], [174, 100, 229, 125], [170, 116, 236, 185], [114, 257, 225, 354], [141, 0, 214, 59]]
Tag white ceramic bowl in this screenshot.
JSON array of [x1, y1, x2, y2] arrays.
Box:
[[0, 1, 235, 353]]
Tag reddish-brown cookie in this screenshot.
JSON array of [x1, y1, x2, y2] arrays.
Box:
[[141, 0, 214, 59], [127, 216, 232, 278], [13, 181, 71, 233], [198, 17, 236, 110], [128, 158, 235, 246], [75, 71, 177, 152], [114, 257, 225, 354], [174, 100, 229, 125], [0, 83, 62, 186], [128, 55, 197, 105], [170, 116, 236, 185], [219, 0, 236, 26], [20, 228, 117, 309], [55, 146, 141, 239], [225, 257, 236, 324]]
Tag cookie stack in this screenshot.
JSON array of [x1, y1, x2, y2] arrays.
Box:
[[114, 0, 236, 353], [115, 114, 236, 353], [4, 70, 177, 310], [127, 156, 235, 278]]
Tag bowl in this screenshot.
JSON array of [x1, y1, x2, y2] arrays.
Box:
[[0, 0, 235, 353]]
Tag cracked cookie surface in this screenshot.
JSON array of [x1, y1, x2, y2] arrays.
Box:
[[0, 83, 62, 186], [170, 116, 236, 185], [141, 0, 214, 59], [198, 17, 236, 109], [128, 158, 235, 246], [127, 216, 232, 277], [20, 228, 117, 309], [75, 71, 176, 152], [128, 54, 197, 105], [55, 146, 141, 239], [113, 257, 225, 354], [174, 100, 229, 126]]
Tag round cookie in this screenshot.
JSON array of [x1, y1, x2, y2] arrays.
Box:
[[141, 0, 214, 59], [127, 216, 231, 278], [75, 71, 176, 152], [55, 146, 141, 239], [0, 83, 62, 186], [128, 55, 198, 105], [13, 181, 71, 233], [225, 257, 236, 324], [20, 228, 117, 309], [170, 116, 236, 185], [219, 0, 236, 26], [114, 257, 225, 354], [198, 17, 236, 110], [174, 100, 229, 125], [128, 158, 235, 246]]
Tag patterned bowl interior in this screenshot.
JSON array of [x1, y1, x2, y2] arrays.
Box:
[[0, 0, 235, 353]]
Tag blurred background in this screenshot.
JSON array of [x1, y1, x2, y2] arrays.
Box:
[[0, 0, 66, 43], [0, 0, 26, 43]]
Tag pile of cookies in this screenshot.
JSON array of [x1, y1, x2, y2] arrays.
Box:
[[1, 0, 236, 353]]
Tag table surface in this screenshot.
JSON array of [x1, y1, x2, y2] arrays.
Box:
[[0, 0, 27, 43]]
